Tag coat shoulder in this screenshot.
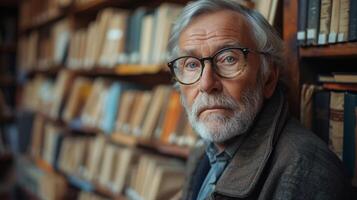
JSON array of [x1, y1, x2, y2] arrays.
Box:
[[269, 118, 351, 200]]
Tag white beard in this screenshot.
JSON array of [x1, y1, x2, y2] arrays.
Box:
[[181, 85, 264, 143]]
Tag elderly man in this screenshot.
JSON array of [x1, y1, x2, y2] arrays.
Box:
[[167, 0, 350, 199]]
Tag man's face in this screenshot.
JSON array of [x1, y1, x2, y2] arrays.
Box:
[[178, 10, 266, 143]]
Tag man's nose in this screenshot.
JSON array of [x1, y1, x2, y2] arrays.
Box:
[[199, 61, 222, 93]]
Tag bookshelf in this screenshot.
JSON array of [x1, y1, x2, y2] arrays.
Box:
[[14, 0, 284, 199], [284, 0, 357, 194]]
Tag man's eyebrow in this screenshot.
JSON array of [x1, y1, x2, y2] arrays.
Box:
[[214, 41, 245, 51], [179, 41, 245, 57]]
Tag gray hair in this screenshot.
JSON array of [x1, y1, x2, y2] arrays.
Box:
[[168, 0, 285, 81]]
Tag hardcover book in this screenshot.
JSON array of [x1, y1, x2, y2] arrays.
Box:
[[329, 91, 344, 159]]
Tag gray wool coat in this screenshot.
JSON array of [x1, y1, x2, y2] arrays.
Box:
[[182, 87, 351, 200]]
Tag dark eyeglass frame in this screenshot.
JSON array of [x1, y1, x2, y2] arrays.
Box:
[[167, 47, 266, 85]]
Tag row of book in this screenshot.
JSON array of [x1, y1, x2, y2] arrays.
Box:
[[21, 70, 197, 147], [17, 0, 281, 72], [16, 156, 68, 200], [300, 83, 357, 186], [18, 3, 183, 71], [30, 115, 134, 194], [127, 154, 185, 200], [29, 118, 185, 199], [297, 0, 357, 46]]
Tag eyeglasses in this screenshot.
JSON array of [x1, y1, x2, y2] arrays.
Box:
[[167, 47, 265, 85]]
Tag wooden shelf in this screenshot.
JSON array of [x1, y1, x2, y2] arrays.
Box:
[[111, 133, 190, 159], [322, 83, 357, 92], [73, 0, 133, 15], [66, 174, 126, 200], [67, 124, 101, 135], [39, 112, 65, 126], [299, 42, 357, 58], [26, 65, 172, 86], [24, 66, 63, 77]]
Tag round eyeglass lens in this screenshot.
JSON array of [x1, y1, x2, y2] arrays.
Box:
[[173, 57, 202, 84], [214, 48, 246, 78]]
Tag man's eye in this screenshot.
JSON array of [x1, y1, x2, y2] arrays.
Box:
[[223, 56, 237, 64], [184, 62, 199, 70]]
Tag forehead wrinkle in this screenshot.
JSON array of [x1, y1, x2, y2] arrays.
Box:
[[184, 28, 243, 41], [180, 39, 244, 57]]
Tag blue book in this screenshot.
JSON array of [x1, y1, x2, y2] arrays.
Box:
[[343, 92, 357, 178], [125, 7, 147, 63], [100, 83, 123, 134], [348, 0, 357, 41], [100, 82, 141, 134]]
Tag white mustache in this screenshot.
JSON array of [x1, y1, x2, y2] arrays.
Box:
[[191, 93, 239, 118]]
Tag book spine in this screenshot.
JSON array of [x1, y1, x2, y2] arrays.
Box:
[[348, 0, 357, 41], [343, 92, 356, 178], [297, 0, 309, 46], [306, 0, 321, 45], [337, 0, 350, 42], [328, 0, 340, 43], [329, 91, 344, 159], [318, 0, 332, 44], [354, 107, 357, 186]]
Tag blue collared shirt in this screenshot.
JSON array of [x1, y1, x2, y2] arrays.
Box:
[[196, 139, 242, 200]]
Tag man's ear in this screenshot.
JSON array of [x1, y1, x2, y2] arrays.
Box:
[[263, 65, 279, 99]]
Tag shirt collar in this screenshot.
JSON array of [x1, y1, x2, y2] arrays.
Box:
[[205, 135, 244, 164]]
